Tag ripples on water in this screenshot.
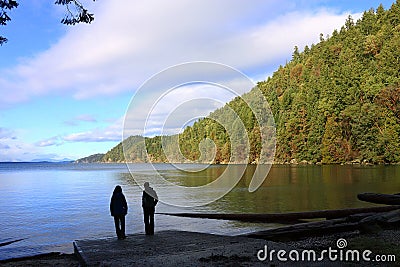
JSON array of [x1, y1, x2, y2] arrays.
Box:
[[0, 162, 399, 260]]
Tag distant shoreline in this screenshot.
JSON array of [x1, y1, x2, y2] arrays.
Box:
[[1, 160, 400, 166]]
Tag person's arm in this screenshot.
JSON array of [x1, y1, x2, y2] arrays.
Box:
[[153, 190, 158, 206], [110, 196, 114, 216], [123, 195, 128, 214]]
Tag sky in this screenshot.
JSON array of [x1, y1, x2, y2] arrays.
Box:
[[0, 0, 396, 162]]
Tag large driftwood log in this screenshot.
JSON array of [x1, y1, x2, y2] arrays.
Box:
[[243, 209, 400, 240], [357, 193, 400, 205], [158, 206, 400, 223], [242, 218, 360, 241]]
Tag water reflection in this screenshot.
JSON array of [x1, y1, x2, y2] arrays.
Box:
[[120, 164, 400, 214], [208, 164, 400, 213]]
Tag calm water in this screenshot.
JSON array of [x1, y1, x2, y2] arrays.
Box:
[[0, 162, 399, 260]]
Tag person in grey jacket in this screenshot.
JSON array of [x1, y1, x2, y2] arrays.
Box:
[[110, 185, 128, 240], [142, 182, 158, 235]]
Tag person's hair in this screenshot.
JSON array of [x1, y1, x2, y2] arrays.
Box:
[[144, 182, 149, 188], [113, 185, 122, 194]]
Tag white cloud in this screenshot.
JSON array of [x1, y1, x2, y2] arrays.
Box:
[[0, 137, 38, 162], [0, 127, 16, 139], [62, 130, 121, 142], [76, 114, 97, 122], [0, 126, 120, 162], [62, 117, 123, 142], [64, 114, 98, 125], [0, 143, 11, 149], [122, 64, 257, 138], [35, 136, 63, 147], [0, 130, 68, 161], [144, 83, 235, 136], [0, 0, 358, 107], [218, 9, 361, 68]]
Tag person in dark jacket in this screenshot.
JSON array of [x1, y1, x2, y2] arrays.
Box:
[[110, 185, 128, 240], [142, 182, 158, 235]]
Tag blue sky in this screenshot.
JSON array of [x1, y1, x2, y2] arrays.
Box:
[[0, 0, 395, 161]]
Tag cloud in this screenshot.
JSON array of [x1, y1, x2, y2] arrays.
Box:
[[64, 114, 98, 126], [0, 143, 11, 149], [76, 114, 97, 122], [35, 136, 63, 147], [0, 130, 67, 161], [62, 130, 121, 142], [218, 9, 361, 69], [0, 127, 17, 139], [62, 117, 123, 142], [0, 0, 358, 107], [0, 124, 121, 161], [0, 138, 38, 162], [143, 83, 236, 136], [122, 72, 252, 138]]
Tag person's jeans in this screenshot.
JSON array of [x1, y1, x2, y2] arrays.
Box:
[[113, 215, 126, 239], [143, 208, 155, 235]]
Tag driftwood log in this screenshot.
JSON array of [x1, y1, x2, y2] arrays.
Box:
[[357, 193, 400, 205], [158, 206, 400, 224], [241, 209, 400, 241], [0, 238, 25, 247], [242, 217, 360, 241]]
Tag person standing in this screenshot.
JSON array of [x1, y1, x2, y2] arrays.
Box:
[[142, 182, 158, 235], [110, 185, 128, 240]]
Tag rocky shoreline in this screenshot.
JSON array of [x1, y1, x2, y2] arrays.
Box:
[[1, 229, 398, 266], [0, 252, 79, 266]]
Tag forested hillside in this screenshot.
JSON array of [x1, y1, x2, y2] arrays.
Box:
[[93, 2, 400, 164], [261, 2, 400, 164], [102, 135, 146, 162], [75, 153, 104, 163]]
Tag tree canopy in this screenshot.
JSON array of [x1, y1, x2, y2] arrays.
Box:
[[0, 0, 96, 45]]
